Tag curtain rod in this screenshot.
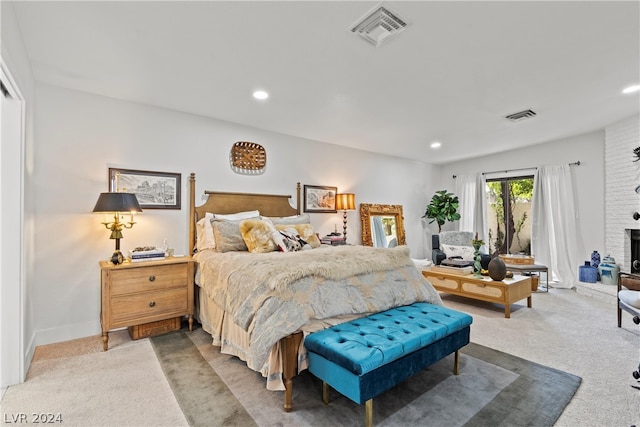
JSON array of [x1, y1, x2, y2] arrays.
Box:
[[453, 161, 580, 179]]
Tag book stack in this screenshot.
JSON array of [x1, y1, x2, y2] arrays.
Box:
[[430, 265, 474, 275], [441, 258, 473, 268], [321, 234, 346, 246], [130, 248, 166, 262]]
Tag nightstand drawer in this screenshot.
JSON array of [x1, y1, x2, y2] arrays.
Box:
[[110, 287, 188, 326], [110, 263, 188, 295]]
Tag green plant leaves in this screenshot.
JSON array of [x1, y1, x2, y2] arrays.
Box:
[[423, 190, 460, 232]]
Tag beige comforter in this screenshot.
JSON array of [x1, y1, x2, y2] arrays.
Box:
[[194, 245, 442, 373]]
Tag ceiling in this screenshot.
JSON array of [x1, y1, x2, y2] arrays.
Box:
[[9, 1, 640, 164]]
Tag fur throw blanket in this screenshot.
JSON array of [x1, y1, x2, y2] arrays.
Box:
[[260, 245, 415, 292]]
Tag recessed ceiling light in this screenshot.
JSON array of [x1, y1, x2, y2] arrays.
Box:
[[430, 141, 442, 149], [622, 85, 640, 94], [253, 90, 269, 100]]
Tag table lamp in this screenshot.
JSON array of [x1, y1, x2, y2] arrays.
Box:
[[93, 192, 142, 264], [335, 193, 356, 243]]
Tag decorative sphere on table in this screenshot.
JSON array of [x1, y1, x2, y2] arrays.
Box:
[[488, 257, 507, 281]]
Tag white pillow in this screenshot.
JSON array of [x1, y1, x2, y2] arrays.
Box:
[[195, 213, 215, 252], [213, 210, 260, 220], [441, 244, 475, 261], [266, 213, 310, 225]]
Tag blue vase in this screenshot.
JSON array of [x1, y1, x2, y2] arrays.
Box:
[[591, 251, 600, 268], [599, 255, 619, 286], [579, 265, 598, 283], [591, 251, 601, 280]]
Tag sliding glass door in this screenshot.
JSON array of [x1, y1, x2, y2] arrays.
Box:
[[485, 176, 534, 257]]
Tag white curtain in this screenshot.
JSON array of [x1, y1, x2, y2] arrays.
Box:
[[531, 165, 584, 289], [455, 173, 488, 245]]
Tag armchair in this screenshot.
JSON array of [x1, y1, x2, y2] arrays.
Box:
[[432, 231, 491, 270], [617, 271, 640, 327]]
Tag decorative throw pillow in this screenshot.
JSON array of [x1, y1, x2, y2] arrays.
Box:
[[195, 211, 260, 252], [271, 229, 288, 252], [279, 229, 305, 252], [441, 244, 475, 261], [277, 228, 316, 252], [211, 219, 249, 252], [274, 223, 321, 248], [240, 218, 278, 253]]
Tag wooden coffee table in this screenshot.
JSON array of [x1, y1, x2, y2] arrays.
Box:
[[422, 269, 532, 318]]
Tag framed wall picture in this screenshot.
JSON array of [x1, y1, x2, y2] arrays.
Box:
[[303, 185, 337, 213], [109, 168, 181, 209]]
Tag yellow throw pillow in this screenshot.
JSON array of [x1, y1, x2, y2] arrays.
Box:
[[240, 219, 278, 253], [275, 223, 321, 249]]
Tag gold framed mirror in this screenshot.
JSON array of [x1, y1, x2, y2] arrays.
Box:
[[360, 203, 406, 247]]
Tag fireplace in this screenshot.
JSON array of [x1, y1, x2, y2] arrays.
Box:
[[632, 230, 640, 274]]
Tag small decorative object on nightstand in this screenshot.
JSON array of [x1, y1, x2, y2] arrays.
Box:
[[336, 193, 356, 244], [93, 192, 142, 264], [99, 257, 195, 351]]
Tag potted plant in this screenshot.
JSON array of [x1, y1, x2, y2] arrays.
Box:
[[423, 190, 461, 233]]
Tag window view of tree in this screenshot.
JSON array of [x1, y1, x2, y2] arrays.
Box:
[[486, 177, 534, 256]]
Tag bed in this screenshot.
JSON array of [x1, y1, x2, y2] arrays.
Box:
[[187, 173, 443, 411]]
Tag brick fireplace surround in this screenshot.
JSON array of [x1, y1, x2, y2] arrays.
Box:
[[582, 114, 640, 304]]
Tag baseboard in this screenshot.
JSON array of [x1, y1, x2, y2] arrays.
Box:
[[33, 320, 101, 348]]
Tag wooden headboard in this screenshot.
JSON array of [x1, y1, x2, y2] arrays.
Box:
[[188, 173, 301, 253]]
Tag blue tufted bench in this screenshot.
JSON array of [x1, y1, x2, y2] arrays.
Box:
[[304, 302, 473, 427]]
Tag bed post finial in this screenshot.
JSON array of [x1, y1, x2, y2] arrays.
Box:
[[296, 182, 301, 215]]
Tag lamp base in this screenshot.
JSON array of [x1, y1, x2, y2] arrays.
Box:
[[111, 250, 124, 265]]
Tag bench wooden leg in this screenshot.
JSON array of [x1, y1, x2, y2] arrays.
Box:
[[454, 350, 460, 375], [365, 399, 373, 427], [322, 381, 330, 405]]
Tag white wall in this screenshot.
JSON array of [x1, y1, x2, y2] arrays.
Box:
[[438, 131, 606, 265], [604, 114, 640, 272], [31, 83, 438, 347]]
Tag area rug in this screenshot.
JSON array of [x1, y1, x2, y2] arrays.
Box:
[[151, 329, 581, 427]]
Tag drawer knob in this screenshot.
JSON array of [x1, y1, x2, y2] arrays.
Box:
[[149, 275, 156, 282], [149, 301, 156, 307]]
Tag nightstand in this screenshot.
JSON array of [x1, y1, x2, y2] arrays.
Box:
[[100, 257, 195, 350]]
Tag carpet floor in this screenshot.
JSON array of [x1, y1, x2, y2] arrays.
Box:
[[152, 327, 581, 427], [2, 287, 638, 426]]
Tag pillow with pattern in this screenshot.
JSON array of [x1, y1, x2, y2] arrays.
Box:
[[441, 244, 475, 261], [274, 223, 321, 248]]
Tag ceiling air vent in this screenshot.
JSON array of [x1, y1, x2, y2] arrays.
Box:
[[505, 109, 537, 122], [349, 4, 408, 47]]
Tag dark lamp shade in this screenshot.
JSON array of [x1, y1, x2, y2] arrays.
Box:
[[336, 193, 356, 211], [92, 192, 142, 213]]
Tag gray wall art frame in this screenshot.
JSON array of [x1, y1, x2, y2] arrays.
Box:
[[109, 168, 181, 210]]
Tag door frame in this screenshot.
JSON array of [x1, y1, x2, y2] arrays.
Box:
[[0, 59, 26, 389]]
